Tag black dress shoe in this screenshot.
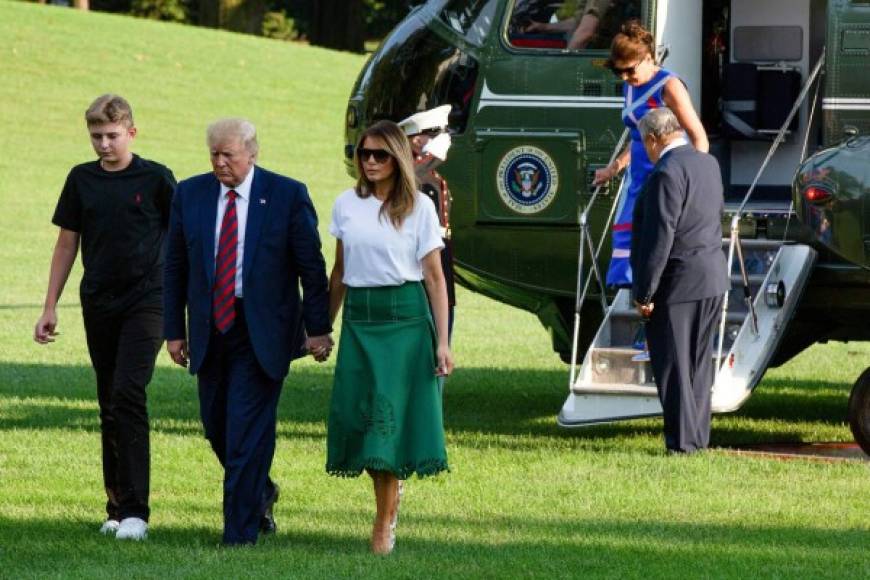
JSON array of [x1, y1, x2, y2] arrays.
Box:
[[259, 482, 279, 534]]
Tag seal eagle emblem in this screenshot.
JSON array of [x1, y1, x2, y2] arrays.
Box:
[[496, 145, 559, 214]]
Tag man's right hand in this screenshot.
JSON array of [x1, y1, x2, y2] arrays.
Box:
[[167, 339, 189, 368], [34, 310, 58, 344]]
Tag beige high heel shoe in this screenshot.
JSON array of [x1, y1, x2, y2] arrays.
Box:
[[371, 521, 394, 555], [372, 481, 403, 555], [390, 481, 404, 531]]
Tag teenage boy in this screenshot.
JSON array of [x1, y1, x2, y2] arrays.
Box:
[[34, 94, 176, 541]]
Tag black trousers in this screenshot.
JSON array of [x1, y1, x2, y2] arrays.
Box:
[[646, 295, 723, 453], [83, 299, 163, 521], [196, 302, 282, 545]]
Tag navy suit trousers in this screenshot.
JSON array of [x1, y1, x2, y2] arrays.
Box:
[[197, 302, 282, 544], [646, 295, 723, 453]]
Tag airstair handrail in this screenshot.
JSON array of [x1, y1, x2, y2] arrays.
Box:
[[577, 129, 630, 227], [576, 128, 630, 305], [569, 129, 629, 388], [716, 49, 826, 373]]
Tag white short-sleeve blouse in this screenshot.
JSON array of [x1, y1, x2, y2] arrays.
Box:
[[329, 188, 444, 287]]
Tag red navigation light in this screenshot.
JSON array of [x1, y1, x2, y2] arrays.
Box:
[[804, 185, 832, 203]]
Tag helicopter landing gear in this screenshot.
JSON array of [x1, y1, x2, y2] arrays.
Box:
[[848, 367, 870, 456]]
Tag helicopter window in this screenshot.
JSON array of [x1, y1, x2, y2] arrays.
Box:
[[507, 0, 642, 51], [355, 20, 480, 135], [440, 0, 500, 46]]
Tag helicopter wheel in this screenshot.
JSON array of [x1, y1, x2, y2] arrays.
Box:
[[848, 367, 870, 456]]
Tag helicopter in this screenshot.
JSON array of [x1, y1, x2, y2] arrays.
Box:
[[342, 0, 870, 453]]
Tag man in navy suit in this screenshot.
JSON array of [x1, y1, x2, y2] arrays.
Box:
[[164, 118, 332, 544], [631, 107, 728, 454]]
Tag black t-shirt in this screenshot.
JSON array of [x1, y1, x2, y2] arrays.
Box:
[[52, 154, 176, 313]]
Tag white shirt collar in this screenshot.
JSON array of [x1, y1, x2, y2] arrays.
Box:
[[220, 165, 255, 200], [660, 135, 689, 159]]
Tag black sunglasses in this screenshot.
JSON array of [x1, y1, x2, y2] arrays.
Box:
[[607, 57, 645, 77], [357, 148, 393, 163]]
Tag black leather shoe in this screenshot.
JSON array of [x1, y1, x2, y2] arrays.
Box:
[[259, 482, 279, 534]]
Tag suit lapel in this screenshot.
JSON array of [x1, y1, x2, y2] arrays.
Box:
[[243, 166, 269, 287], [201, 177, 221, 288]]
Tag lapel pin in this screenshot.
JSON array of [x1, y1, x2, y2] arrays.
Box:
[[259, 198, 266, 205]]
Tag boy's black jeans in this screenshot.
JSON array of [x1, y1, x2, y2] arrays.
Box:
[[83, 298, 163, 522]]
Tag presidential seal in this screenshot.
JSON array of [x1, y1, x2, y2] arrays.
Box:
[[496, 146, 559, 214]]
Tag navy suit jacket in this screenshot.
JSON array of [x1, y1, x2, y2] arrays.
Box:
[[164, 166, 331, 380], [631, 145, 729, 305]]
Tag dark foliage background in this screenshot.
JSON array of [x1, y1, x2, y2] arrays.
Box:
[[73, 0, 420, 51]]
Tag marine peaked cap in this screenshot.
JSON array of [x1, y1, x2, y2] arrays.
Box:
[[398, 104, 452, 136]]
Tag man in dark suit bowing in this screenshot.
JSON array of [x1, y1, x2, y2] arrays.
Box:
[[631, 107, 728, 454], [164, 118, 333, 544]]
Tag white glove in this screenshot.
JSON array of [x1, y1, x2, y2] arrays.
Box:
[[422, 132, 452, 161]]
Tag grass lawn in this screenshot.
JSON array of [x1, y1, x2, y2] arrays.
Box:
[[0, 2, 867, 578]]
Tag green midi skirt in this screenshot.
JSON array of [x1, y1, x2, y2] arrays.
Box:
[[326, 282, 449, 479]]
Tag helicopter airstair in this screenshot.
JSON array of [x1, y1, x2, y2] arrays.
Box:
[[557, 236, 817, 426], [558, 50, 825, 427]]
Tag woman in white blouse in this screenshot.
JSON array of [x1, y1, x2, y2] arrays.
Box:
[[326, 120, 454, 555]]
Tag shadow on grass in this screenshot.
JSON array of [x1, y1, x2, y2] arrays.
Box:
[[0, 512, 866, 577], [0, 362, 853, 448], [737, 378, 852, 423]]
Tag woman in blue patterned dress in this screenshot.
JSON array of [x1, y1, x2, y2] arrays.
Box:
[[593, 21, 708, 287]]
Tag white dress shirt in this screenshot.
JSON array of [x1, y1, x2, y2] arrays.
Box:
[[215, 166, 254, 298], [660, 136, 689, 159]]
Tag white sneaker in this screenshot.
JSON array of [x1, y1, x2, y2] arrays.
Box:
[[115, 517, 148, 541], [99, 519, 120, 535]]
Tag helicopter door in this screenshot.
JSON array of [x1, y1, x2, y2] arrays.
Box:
[[475, 130, 584, 225], [475, 0, 644, 226]]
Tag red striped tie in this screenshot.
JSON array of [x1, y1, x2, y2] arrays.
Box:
[[214, 190, 238, 333]]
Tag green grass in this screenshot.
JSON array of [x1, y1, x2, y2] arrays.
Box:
[[0, 2, 868, 578]]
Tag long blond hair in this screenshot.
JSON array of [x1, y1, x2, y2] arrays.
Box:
[[354, 120, 417, 228]]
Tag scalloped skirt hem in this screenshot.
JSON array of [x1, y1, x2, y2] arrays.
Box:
[[326, 458, 449, 480]]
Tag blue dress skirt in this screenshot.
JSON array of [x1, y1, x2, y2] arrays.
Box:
[[606, 68, 675, 287]]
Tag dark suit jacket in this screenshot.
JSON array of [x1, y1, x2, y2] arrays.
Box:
[[631, 145, 729, 305], [164, 166, 331, 380]]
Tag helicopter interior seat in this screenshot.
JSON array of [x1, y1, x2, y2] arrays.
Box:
[[721, 25, 803, 141], [510, 33, 568, 49]]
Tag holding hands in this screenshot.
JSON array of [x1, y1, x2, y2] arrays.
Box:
[[306, 334, 334, 362]]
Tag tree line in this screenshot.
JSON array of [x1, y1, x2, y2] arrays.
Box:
[[39, 0, 420, 52]]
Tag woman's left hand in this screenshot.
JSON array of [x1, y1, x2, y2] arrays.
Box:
[[435, 344, 454, 377], [592, 162, 619, 186]]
